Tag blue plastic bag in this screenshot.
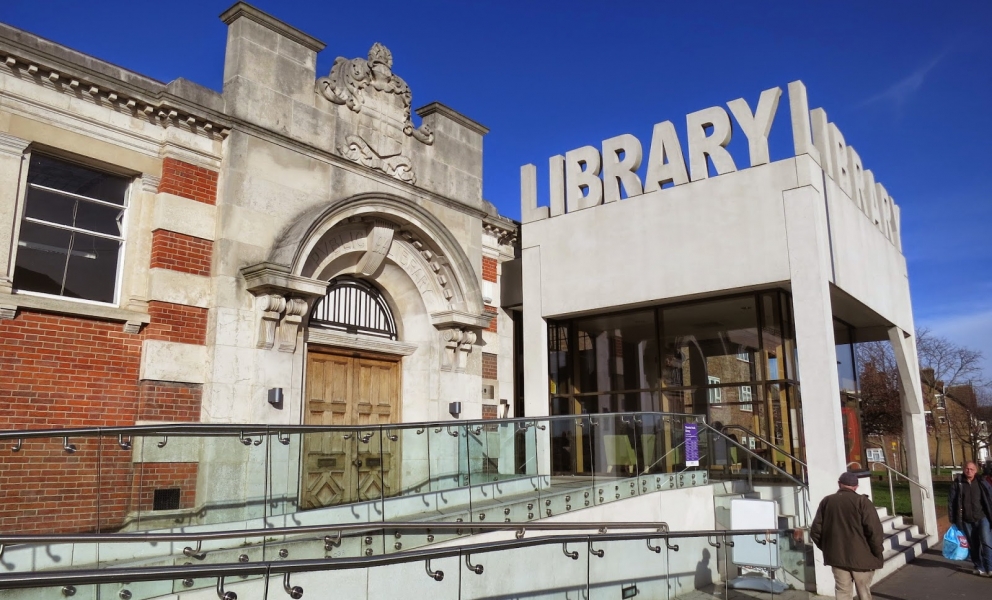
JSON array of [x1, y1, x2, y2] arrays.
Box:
[[943, 525, 970, 561]]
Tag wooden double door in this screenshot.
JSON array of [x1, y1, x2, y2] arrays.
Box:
[[302, 349, 400, 509]]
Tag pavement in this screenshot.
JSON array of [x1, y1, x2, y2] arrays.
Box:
[[872, 546, 992, 599]]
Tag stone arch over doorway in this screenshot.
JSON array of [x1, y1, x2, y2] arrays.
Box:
[[241, 193, 493, 423]]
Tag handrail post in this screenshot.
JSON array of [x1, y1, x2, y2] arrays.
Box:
[[888, 468, 895, 518]]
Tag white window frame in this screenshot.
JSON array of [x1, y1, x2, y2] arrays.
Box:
[[11, 151, 132, 307], [739, 386, 753, 412], [707, 376, 721, 404]]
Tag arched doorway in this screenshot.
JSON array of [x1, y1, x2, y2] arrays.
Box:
[[303, 277, 402, 508]]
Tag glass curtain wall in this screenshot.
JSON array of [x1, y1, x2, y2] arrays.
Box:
[[548, 291, 804, 476]]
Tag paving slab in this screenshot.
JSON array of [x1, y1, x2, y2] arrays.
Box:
[[872, 546, 992, 600]]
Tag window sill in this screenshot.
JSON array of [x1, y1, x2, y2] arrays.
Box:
[[0, 291, 151, 331]]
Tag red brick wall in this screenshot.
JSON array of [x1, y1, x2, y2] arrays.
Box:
[[150, 230, 212, 276], [145, 301, 208, 345], [482, 352, 498, 380], [138, 382, 203, 422], [0, 311, 203, 534], [482, 257, 498, 283], [129, 462, 199, 513], [158, 157, 218, 205], [485, 305, 498, 333]]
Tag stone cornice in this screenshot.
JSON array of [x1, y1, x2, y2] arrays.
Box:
[[241, 262, 328, 299], [220, 2, 326, 53], [431, 310, 494, 331], [415, 102, 489, 136], [482, 216, 518, 246], [0, 132, 30, 156], [0, 30, 232, 142]]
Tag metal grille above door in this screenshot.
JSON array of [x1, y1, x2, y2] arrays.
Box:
[[310, 277, 397, 339]]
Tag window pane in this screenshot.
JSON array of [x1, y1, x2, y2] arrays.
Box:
[[28, 154, 128, 205], [661, 389, 701, 415], [834, 320, 857, 393], [761, 292, 782, 380], [23, 186, 78, 227], [708, 392, 765, 438], [13, 221, 71, 295], [74, 200, 125, 236], [662, 296, 759, 387], [62, 232, 121, 303], [574, 310, 658, 394], [548, 322, 571, 396]]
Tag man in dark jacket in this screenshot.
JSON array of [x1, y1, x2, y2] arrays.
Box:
[[948, 461, 992, 575], [810, 472, 884, 600]]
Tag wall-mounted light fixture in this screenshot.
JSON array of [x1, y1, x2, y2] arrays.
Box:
[[499, 399, 509, 418], [268, 388, 284, 409], [448, 401, 462, 418]]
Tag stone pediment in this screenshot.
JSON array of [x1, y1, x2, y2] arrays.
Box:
[[317, 43, 432, 184]]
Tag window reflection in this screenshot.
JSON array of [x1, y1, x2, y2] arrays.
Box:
[[662, 296, 760, 387]]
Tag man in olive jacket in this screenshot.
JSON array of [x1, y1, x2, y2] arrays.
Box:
[[810, 472, 885, 600]]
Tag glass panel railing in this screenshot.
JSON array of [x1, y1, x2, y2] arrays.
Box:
[[460, 539, 590, 600], [1, 412, 724, 578], [0, 530, 810, 600], [381, 423, 431, 521], [428, 423, 467, 515], [588, 537, 670, 600]]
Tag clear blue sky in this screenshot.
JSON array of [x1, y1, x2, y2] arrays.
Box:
[[2, 1, 991, 378]]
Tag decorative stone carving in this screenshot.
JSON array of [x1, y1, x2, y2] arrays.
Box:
[[277, 298, 310, 353], [316, 43, 433, 145], [483, 220, 518, 246], [338, 135, 416, 184], [356, 219, 396, 276], [256, 294, 287, 350], [440, 327, 477, 372]]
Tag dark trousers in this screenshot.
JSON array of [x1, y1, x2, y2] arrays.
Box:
[[960, 519, 991, 571]]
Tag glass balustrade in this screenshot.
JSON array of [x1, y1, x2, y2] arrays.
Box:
[[0, 529, 811, 600], [0, 412, 815, 581]]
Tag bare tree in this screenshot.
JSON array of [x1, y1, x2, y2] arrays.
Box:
[[855, 341, 903, 437], [915, 327, 987, 468]]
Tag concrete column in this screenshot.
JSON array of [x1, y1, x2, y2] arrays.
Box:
[[783, 179, 846, 597], [0, 133, 30, 296], [889, 326, 938, 539], [521, 245, 551, 476]]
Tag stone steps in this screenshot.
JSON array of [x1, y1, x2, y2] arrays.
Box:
[[874, 506, 930, 583]]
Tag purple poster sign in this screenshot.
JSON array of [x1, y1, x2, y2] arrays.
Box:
[[684, 422, 700, 467]]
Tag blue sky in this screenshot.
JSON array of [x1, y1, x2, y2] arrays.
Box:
[[2, 1, 991, 378]]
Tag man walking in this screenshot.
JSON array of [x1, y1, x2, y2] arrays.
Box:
[[810, 472, 884, 600], [948, 461, 992, 576]]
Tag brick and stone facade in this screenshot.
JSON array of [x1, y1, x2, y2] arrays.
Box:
[[0, 3, 518, 534]]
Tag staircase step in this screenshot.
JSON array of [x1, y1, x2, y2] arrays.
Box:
[[871, 505, 929, 584]]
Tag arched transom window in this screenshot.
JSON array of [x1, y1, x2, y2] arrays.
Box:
[[309, 277, 397, 340]]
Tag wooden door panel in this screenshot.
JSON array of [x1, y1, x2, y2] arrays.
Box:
[[304, 353, 356, 508], [303, 350, 401, 509]]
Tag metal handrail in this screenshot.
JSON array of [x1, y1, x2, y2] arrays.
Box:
[[701, 424, 813, 526], [698, 424, 808, 490], [870, 460, 931, 521], [720, 425, 808, 470], [0, 411, 702, 443], [0, 520, 670, 548], [0, 527, 792, 591], [869, 462, 930, 497]]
